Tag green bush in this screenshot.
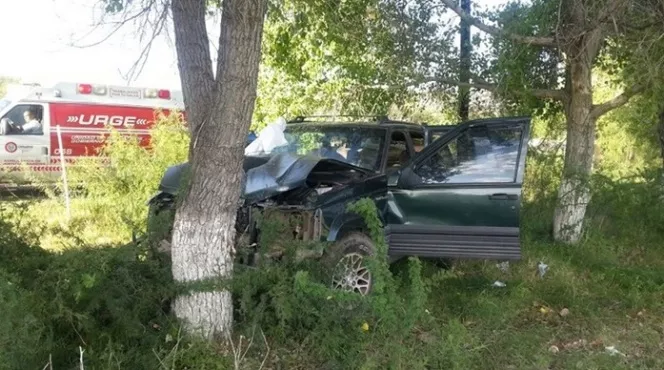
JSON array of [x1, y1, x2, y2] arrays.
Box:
[[0, 216, 178, 368], [7, 111, 189, 250], [226, 198, 445, 369]]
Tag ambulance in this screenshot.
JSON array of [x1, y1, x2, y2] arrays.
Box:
[[0, 82, 185, 186]]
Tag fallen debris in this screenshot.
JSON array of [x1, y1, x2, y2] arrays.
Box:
[[492, 280, 506, 288], [562, 339, 587, 350], [605, 346, 626, 357], [538, 261, 549, 278]]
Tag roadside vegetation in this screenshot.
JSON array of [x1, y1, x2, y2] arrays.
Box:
[[1, 101, 662, 369], [2, 0, 664, 366]]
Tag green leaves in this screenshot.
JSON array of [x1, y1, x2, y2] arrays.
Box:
[[254, 0, 455, 124], [101, 0, 128, 13]]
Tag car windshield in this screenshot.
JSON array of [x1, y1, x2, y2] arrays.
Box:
[[273, 125, 386, 172]]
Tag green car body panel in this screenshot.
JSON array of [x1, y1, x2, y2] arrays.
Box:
[[385, 117, 530, 260]]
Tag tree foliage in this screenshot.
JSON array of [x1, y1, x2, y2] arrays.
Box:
[[0, 76, 19, 98], [254, 0, 458, 124]]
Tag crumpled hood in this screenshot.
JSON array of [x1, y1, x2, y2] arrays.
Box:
[[157, 152, 370, 202], [157, 155, 271, 194], [244, 152, 371, 202]]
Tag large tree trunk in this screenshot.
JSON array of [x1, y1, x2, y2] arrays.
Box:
[[170, 0, 267, 340], [552, 2, 605, 244], [552, 31, 603, 244]]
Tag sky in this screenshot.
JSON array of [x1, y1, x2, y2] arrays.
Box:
[[0, 0, 193, 89], [0, 0, 508, 92]]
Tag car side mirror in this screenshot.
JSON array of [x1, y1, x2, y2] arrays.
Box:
[[395, 166, 420, 189]]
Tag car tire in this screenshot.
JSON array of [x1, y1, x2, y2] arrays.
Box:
[[323, 232, 376, 296]]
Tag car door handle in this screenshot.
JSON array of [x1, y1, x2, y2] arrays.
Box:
[[489, 193, 517, 200]]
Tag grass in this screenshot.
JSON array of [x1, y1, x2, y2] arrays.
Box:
[[422, 239, 664, 370], [2, 193, 662, 369]]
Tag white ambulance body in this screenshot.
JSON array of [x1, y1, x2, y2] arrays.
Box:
[[0, 82, 184, 185]]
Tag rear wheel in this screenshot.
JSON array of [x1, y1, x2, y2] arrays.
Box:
[[323, 232, 376, 296]]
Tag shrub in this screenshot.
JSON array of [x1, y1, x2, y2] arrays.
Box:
[[11, 111, 189, 250], [0, 215, 178, 368], [226, 198, 442, 369]]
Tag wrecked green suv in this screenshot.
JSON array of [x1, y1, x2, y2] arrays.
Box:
[[147, 116, 531, 295]]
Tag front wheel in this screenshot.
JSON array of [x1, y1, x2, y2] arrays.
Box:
[[323, 232, 376, 296]]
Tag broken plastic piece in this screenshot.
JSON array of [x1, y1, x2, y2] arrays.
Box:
[[605, 346, 626, 357], [244, 117, 288, 156], [492, 280, 506, 288], [538, 261, 549, 278]]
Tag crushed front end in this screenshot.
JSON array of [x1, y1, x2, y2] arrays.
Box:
[[237, 153, 375, 265]]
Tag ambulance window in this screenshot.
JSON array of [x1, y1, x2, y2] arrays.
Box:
[[1, 104, 44, 136]]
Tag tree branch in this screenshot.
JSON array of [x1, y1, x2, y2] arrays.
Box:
[[430, 77, 566, 101], [439, 0, 557, 47], [591, 84, 644, 118], [171, 0, 216, 136]]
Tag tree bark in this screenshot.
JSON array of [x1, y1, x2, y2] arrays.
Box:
[[551, 14, 604, 244], [553, 60, 595, 243], [170, 0, 267, 340], [172, 0, 215, 137]]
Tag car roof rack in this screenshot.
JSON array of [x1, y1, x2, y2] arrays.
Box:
[[378, 118, 425, 126], [287, 115, 424, 126], [287, 115, 388, 123]]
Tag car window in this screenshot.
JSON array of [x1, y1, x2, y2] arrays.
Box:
[[408, 130, 425, 152], [427, 126, 455, 144], [279, 125, 386, 171], [415, 125, 522, 184], [386, 131, 410, 169], [0, 104, 44, 136]]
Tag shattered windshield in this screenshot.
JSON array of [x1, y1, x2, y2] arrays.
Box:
[[276, 125, 386, 171]]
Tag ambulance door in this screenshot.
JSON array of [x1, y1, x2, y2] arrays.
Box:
[[0, 103, 50, 165]]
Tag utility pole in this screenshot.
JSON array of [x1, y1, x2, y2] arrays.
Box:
[[458, 0, 471, 121]]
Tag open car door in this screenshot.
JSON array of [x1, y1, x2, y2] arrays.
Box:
[[385, 117, 530, 260]]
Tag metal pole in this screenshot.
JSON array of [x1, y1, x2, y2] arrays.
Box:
[[56, 125, 71, 220], [458, 0, 471, 122]]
